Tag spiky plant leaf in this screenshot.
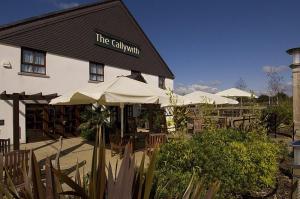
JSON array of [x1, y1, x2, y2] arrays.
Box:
[[22, 159, 33, 199], [75, 159, 81, 187], [136, 153, 145, 199], [96, 126, 106, 199], [54, 137, 63, 170], [0, 154, 3, 199], [52, 168, 88, 199], [107, 163, 114, 198], [89, 128, 99, 199], [182, 174, 195, 199], [143, 148, 158, 199], [190, 181, 204, 199], [45, 158, 59, 199], [204, 181, 220, 199], [4, 168, 20, 198], [108, 145, 135, 199], [30, 150, 46, 199]]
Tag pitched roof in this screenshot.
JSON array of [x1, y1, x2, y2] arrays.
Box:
[[0, 0, 174, 79]]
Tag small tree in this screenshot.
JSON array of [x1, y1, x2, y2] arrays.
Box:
[[79, 105, 110, 140], [166, 89, 189, 134], [265, 70, 284, 105], [235, 77, 247, 90]]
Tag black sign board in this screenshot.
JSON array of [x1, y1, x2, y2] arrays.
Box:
[[95, 32, 141, 57], [0, 120, 4, 126]]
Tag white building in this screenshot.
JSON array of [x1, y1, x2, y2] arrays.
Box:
[[0, 0, 174, 146]]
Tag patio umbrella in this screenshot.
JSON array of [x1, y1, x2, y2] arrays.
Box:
[[216, 88, 257, 98], [50, 76, 170, 137], [216, 88, 257, 106], [183, 91, 239, 105]]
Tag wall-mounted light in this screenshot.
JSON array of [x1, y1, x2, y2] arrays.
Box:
[[1, 60, 12, 69]]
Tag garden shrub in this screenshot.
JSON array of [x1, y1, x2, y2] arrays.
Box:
[[156, 129, 282, 198], [261, 100, 293, 129], [193, 129, 280, 197], [155, 139, 196, 197]]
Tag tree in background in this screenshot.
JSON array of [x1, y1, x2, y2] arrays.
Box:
[[235, 77, 248, 90], [265, 70, 285, 105]]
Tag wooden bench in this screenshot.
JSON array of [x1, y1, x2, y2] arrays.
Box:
[[0, 138, 10, 154], [2, 150, 30, 187]]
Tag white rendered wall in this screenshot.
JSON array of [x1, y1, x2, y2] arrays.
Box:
[[0, 43, 174, 143], [142, 73, 174, 90]]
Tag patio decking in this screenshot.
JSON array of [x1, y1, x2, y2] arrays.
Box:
[[21, 137, 147, 179]]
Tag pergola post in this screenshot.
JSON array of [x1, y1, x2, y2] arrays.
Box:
[[12, 93, 20, 150], [0, 91, 58, 150], [120, 103, 124, 138]]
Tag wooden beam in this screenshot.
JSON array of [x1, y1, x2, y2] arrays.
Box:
[[12, 93, 20, 150], [0, 92, 58, 101], [0, 91, 8, 100]]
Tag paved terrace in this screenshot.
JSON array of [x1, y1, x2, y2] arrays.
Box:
[[21, 137, 147, 180]]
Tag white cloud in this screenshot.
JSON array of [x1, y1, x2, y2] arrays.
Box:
[[262, 65, 289, 74], [175, 82, 220, 95]]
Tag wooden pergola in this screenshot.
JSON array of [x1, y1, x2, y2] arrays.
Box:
[[0, 91, 58, 150]]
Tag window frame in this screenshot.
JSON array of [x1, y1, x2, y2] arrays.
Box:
[[159, 76, 166, 89], [21, 47, 46, 75], [89, 62, 104, 82]]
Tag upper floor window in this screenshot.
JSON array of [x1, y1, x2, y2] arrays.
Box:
[[159, 76, 166, 89], [89, 62, 104, 82], [21, 48, 46, 74]]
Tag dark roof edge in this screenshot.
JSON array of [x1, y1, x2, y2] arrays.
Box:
[[0, 0, 119, 31], [119, 1, 175, 79], [0, 0, 175, 79]]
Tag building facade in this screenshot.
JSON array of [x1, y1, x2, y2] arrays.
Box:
[[0, 0, 174, 144]]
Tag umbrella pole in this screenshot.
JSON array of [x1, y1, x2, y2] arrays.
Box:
[[120, 103, 124, 138]]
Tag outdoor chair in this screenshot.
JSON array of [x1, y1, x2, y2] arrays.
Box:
[[193, 119, 204, 134], [2, 150, 30, 188], [0, 138, 10, 154], [145, 133, 167, 155]]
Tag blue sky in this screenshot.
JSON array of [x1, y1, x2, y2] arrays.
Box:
[[0, 0, 298, 95]]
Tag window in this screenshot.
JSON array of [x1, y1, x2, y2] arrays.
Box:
[[21, 48, 46, 74], [159, 76, 166, 89], [89, 62, 104, 82]]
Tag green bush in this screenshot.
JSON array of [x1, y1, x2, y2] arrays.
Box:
[[156, 129, 282, 198], [262, 100, 293, 128], [155, 139, 196, 197]]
